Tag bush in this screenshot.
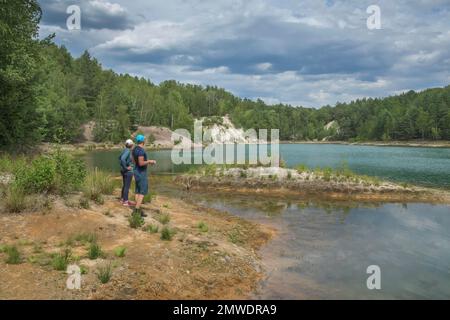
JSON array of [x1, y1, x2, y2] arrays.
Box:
[[52, 150, 86, 194], [15, 156, 56, 194]]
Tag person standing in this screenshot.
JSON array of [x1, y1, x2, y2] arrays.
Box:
[[132, 134, 156, 217], [119, 139, 135, 207]]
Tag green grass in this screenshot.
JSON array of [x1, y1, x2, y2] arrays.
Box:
[[83, 168, 115, 202], [5, 185, 27, 213], [4, 246, 22, 264], [143, 224, 159, 234], [228, 226, 244, 244], [88, 242, 103, 260], [73, 232, 97, 245], [160, 227, 175, 241], [114, 246, 126, 258], [52, 248, 72, 271], [128, 211, 145, 229], [197, 221, 209, 233], [97, 263, 113, 284], [295, 164, 308, 173], [155, 213, 171, 225]]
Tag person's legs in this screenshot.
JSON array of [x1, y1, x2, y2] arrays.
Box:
[[122, 171, 133, 202], [121, 171, 126, 201], [133, 171, 147, 216]]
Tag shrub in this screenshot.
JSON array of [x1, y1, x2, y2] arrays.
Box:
[[114, 246, 126, 258], [14, 156, 56, 194], [197, 221, 209, 233], [129, 211, 145, 229], [52, 248, 72, 271], [160, 227, 175, 241], [88, 242, 103, 260], [296, 164, 308, 173], [74, 232, 97, 244], [97, 263, 113, 284], [52, 150, 86, 194], [4, 246, 22, 264]]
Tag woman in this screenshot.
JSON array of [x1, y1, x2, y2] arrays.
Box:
[[119, 139, 136, 206]]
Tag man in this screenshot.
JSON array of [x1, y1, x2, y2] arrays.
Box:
[[119, 139, 135, 207], [132, 134, 156, 217]]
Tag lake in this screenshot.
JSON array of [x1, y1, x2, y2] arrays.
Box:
[[83, 144, 450, 299], [85, 143, 450, 188], [196, 194, 450, 299]]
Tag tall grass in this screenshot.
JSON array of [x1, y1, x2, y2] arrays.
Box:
[[83, 168, 115, 202], [5, 185, 27, 213]]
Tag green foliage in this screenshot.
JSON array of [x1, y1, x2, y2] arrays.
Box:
[[5, 185, 27, 213], [144, 224, 159, 234], [197, 221, 209, 233], [160, 227, 175, 241], [88, 242, 103, 260], [96, 263, 113, 284], [155, 213, 171, 225], [73, 232, 97, 245], [4, 246, 22, 264], [83, 168, 114, 201], [296, 164, 308, 173], [52, 248, 72, 271], [128, 211, 144, 229], [114, 246, 126, 258]]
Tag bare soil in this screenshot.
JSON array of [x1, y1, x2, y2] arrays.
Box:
[[0, 191, 273, 300]]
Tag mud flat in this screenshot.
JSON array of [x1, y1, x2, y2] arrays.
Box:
[[0, 190, 273, 300], [176, 167, 450, 204]]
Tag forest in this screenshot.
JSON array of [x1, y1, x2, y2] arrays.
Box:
[[1, 0, 450, 150]]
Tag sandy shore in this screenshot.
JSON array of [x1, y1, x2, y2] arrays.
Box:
[[0, 188, 273, 300]]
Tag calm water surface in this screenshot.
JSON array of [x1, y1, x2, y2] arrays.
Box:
[[198, 195, 450, 299], [85, 143, 450, 188]]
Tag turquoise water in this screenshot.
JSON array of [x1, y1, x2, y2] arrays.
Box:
[[85, 143, 450, 188], [198, 195, 450, 299]]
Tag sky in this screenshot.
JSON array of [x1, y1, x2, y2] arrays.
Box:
[[38, 0, 450, 108]]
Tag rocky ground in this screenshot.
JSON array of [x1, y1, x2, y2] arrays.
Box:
[[0, 188, 273, 300], [176, 167, 450, 204]]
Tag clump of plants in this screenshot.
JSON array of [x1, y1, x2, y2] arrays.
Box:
[[52, 248, 72, 271], [197, 221, 209, 233], [114, 246, 126, 258], [160, 227, 176, 241], [155, 213, 171, 225], [3, 245, 22, 264], [96, 263, 113, 284], [83, 168, 114, 202], [143, 224, 159, 234], [129, 211, 145, 229], [88, 242, 104, 260]]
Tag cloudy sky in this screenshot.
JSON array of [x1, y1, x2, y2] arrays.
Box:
[[38, 0, 450, 108]]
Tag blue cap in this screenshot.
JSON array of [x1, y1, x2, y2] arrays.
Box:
[[136, 134, 145, 143]]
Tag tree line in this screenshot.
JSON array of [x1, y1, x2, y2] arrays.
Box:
[[1, 0, 449, 151]]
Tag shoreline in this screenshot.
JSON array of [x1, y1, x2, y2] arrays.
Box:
[[0, 186, 274, 299], [280, 140, 450, 148], [175, 167, 450, 205]]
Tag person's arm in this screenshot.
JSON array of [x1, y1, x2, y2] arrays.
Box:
[[120, 151, 131, 171], [137, 156, 156, 166]]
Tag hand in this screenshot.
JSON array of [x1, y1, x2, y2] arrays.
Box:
[[127, 166, 132, 171], [148, 160, 156, 165]]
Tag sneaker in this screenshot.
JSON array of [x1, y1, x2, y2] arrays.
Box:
[[138, 209, 148, 217], [127, 201, 136, 206], [122, 201, 131, 207]]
